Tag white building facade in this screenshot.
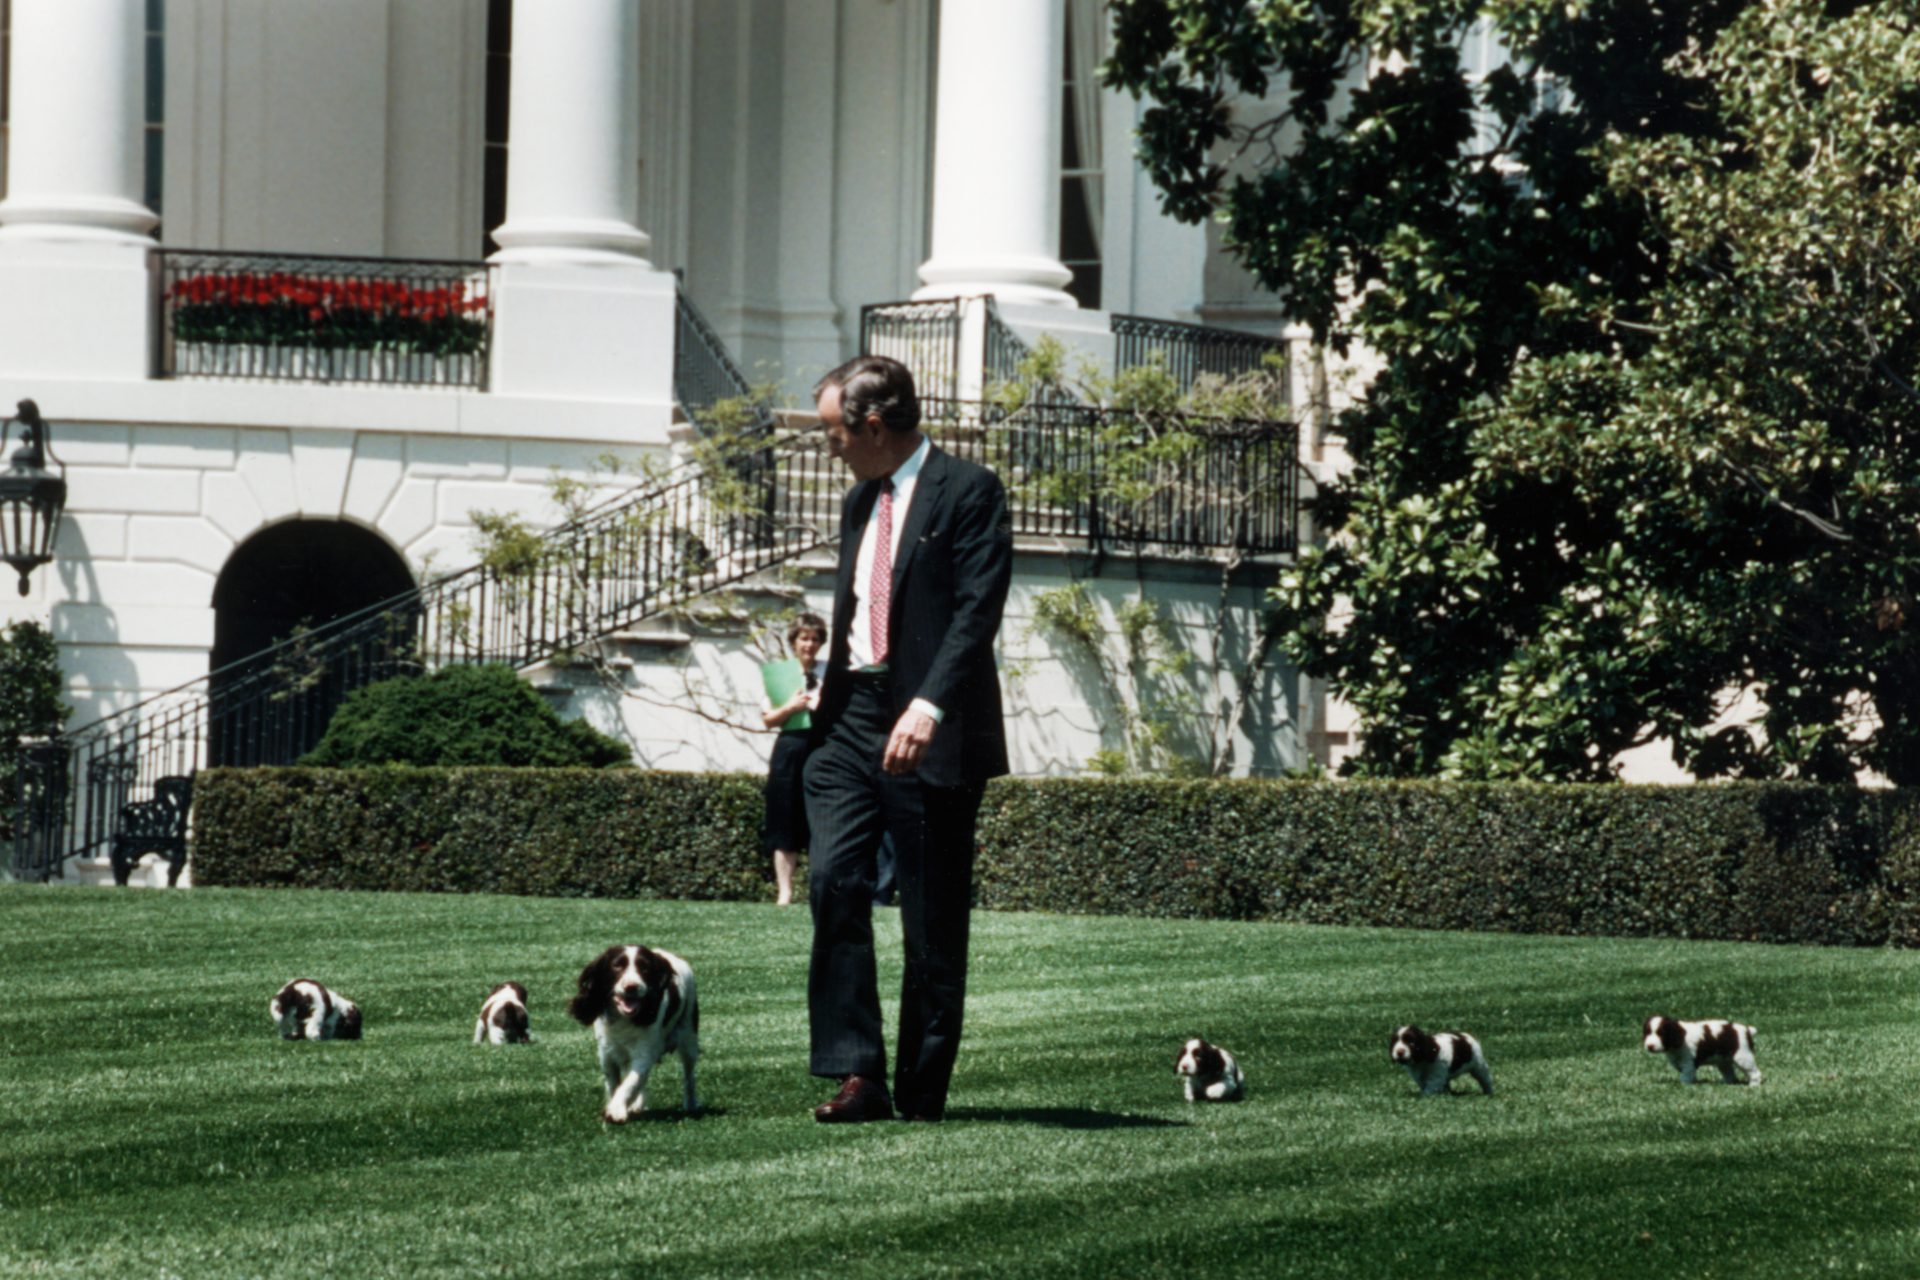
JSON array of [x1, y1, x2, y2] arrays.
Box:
[[0, 0, 1339, 883]]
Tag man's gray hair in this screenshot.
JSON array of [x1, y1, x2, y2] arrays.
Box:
[[815, 355, 921, 434]]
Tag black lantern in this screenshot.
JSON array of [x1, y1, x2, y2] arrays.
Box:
[[0, 400, 67, 596]]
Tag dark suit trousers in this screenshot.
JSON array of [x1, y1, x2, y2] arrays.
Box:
[[803, 674, 983, 1113]]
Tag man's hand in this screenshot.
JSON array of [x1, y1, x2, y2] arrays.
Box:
[[883, 708, 939, 775]]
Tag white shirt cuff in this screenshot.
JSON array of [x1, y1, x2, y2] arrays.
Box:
[[909, 697, 944, 724]]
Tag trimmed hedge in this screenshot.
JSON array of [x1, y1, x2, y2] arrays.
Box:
[[191, 771, 1920, 947], [193, 769, 766, 901], [976, 779, 1920, 947]]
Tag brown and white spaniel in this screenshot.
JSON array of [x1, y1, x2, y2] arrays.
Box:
[[270, 979, 362, 1041], [1642, 1016, 1762, 1085], [1389, 1025, 1492, 1095], [568, 945, 701, 1123], [1175, 1037, 1246, 1102], [474, 982, 531, 1045]]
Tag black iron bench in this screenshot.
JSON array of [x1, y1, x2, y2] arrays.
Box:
[[110, 775, 192, 887]]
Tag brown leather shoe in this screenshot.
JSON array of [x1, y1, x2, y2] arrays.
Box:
[[813, 1075, 893, 1124]]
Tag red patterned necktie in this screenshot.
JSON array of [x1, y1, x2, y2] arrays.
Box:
[[870, 477, 893, 665]]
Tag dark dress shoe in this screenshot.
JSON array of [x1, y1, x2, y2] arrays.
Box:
[[813, 1076, 893, 1124], [898, 1109, 943, 1124]]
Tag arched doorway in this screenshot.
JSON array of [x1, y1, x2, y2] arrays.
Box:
[[209, 521, 415, 766]]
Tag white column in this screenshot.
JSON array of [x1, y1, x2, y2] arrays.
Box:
[[914, 0, 1075, 308], [0, 0, 155, 383], [0, 0, 155, 243], [771, 0, 845, 389], [485, 0, 675, 416], [489, 0, 650, 264]]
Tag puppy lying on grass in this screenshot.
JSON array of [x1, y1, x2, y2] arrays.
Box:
[[271, 979, 362, 1041], [1175, 1037, 1245, 1102], [475, 981, 531, 1045]]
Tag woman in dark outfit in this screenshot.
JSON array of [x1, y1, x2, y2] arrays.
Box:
[[762, 612, 827, 905]]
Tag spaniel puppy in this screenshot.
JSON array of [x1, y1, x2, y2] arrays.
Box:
[[568, 946, 701, 1123], [270, 979, 362, 1041], [1389, 1025, 1492, 1095], [474, 982, 532, 1045], [1175, 1037, 1245, 1102], [1642, 1016, 1762, 1085]]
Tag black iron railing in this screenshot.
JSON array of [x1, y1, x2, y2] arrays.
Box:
[[854, 302, 1298, 553], [983, 299, 1030, 392], [940, 402, 1300, 554], [675, 277, 779, 439], [860, 301, 1288, 409], [156, 249, 493, 389], [1111, 314, 1289, 396], [860, 300, 964, 403], [10, 741, 70, 882], [674, 283, 782, 546], [857, 296, 1069, 416]]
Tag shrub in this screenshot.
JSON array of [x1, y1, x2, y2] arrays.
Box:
[[193, 771, 1920, 947], [299, 665, 629, 768], [0, 621, 69, 838]]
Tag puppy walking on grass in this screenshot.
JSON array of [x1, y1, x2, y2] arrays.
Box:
[[569, 945, 701, 1124], [1642, 1016, 1763, 1085], [1389, 1025, 1493, 1096]]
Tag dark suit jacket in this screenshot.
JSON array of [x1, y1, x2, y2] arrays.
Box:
[[813, 443, 1013, 788]]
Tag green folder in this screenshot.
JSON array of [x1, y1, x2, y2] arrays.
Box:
[[762, 658, 811, 731]]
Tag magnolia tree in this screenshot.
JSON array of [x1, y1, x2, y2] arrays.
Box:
[[1108, 0, 1920, 784]]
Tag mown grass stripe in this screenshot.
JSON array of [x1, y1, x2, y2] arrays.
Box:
[[2, 885, 1917, 1279]]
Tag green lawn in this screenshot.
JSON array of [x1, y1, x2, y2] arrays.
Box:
[[2, 885, 1917, 1279]]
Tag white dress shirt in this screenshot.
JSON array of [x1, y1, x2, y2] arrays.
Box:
[[846, 435, 943, 722]]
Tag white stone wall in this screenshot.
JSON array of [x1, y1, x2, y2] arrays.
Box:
[[1101, 91, 1210, 323], [1001, 554, 1304, 777], [0, 384, 667, 727]]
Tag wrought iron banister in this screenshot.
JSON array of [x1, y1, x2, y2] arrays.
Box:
[[157, 248, 493, 389], [983, 298, 1031, 393], [1111, 314, 1289, 398], [860, 300, 964, 403], [674, 277, 778, 439], [858, 296, 1076, 415], [931, 401, 1301, 554], [861, 301, 1291, 408], [673, 283, 782, 551]]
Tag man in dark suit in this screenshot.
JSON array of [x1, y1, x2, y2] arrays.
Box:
[[803, 354, 1013, 1124]]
